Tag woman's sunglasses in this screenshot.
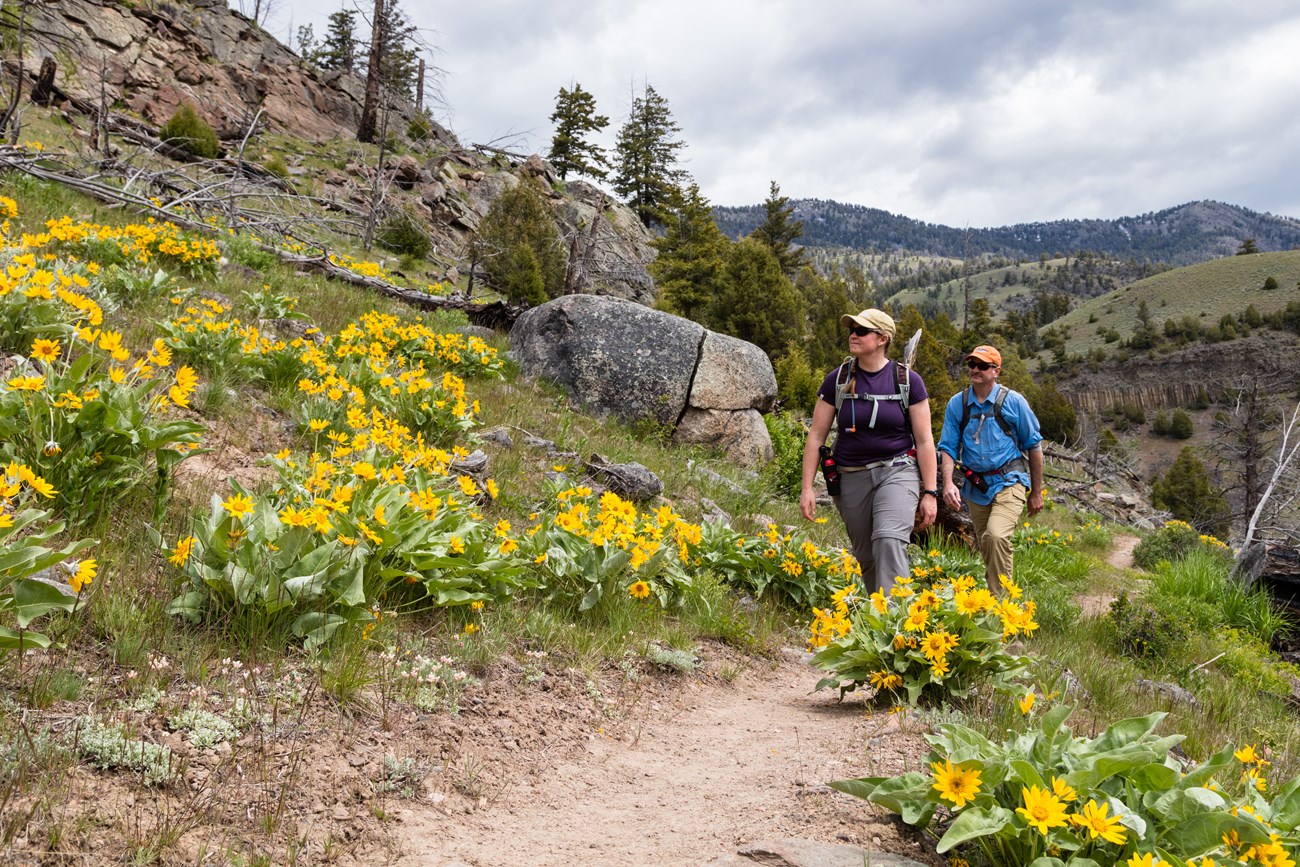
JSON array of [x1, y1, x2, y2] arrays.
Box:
[[848, 325, 880, 337], [967, 360, 995, 371]]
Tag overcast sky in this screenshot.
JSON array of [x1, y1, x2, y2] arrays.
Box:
[[265, 0, 1300, 228]]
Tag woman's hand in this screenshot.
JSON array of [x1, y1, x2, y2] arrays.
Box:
[[800, 486, 817, 521], [916, 493, 937, 530]]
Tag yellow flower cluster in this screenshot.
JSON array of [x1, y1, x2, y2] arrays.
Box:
[[808, 583, 857, 649], [538, 486, 680, 571], [1, 462, 58, 526], [28, 215, 221, 271]]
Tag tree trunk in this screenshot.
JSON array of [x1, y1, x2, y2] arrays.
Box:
[[30, 56, 57, 106], [416, 58, 424, 111], [357, 0, 385, 143]]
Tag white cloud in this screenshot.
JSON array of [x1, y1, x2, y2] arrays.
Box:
[[271, 0, 1300, 226]]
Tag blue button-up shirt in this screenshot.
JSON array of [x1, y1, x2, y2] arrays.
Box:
[[937, 384, 1042, 506]]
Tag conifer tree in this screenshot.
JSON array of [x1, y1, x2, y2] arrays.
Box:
[[750, 181, 807, 278], [471, 181, 567, 306], [706, 238, 804, 358], [548, 84, 611, 181], [357, 0, 420, 140], [893, 305, 954, 440], [319, 9, 358, 72], [649, 183, 730, 323], [613, 84, 686, 228], [357, 0, 385, 142], [378, 5, 420, 99], [795, 268, 849, 373], [962, 298, 996, 347], [1152, 446, 1231, 536]]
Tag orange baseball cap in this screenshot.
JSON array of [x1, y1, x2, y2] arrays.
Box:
[[965, 345, 1002, 366]]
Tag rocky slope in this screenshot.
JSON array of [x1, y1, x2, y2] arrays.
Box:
[[12, 0, 657, 301]]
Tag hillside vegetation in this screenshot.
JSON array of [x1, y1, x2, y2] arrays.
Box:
[[4, 6, 1300, 863], [4, 170, 1300, 865], [1047, 250, 1300, 355], [715, 198, 1300, 265]]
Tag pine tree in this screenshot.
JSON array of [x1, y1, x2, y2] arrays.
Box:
[[795, 268, 849, 373], [893, 305, 954, 441], [1152, 446, 1231, 536], [471, 181, 567, 306], [319, 9, 358, 72], [706, 238, 804, 358], [962, 298, 996, 348], [357, 0, 420, 140], [378, 5, 420, 99], [548, 84, 611, 181], [357, 0, 385, 143], [750, 181, 807, 278], [649, 183, 730, 323], [613, 84, 686, 228]]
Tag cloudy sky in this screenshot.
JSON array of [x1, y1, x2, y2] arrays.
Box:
[[266, 0, 1300, 228]]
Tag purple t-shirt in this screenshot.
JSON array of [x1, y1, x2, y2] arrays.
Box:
[[817, 361, 928, 466]]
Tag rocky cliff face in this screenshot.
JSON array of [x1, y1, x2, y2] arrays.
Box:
[[15, 0, 658, 302], [20, 0, 442, 141], [1062, 330, 1300, 414]]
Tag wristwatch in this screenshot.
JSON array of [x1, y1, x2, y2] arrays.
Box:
[[922, 489, 939, 499]]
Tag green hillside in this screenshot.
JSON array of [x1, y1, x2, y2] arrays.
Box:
[[1049, 251, 1300, 354], [887, 258, 1065, 319]]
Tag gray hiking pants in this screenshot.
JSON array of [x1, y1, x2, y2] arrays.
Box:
[[833, 461, 920, 595]]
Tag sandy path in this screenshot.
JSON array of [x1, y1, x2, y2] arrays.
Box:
[[393, 654, 935, 867]]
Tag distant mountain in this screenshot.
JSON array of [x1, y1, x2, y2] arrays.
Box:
[[712, 199, 1300, 266]]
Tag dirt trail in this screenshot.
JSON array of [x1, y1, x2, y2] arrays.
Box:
[[393, 653, 937, 867], [1107, 534, 1141, 571]]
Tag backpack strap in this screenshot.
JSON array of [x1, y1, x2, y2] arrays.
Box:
[[829, 356, 856, 443], [957, 385, 1022, 465]]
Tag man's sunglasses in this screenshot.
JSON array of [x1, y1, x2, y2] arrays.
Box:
[[967, 360, 995, 371], [848, 325, 881, 337]]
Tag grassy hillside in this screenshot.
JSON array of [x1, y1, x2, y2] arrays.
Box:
[[1049, 251, 1300, 354], [5, 107, 1300, 865]]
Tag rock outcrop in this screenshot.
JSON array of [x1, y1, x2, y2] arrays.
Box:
[[1062, 331, 1300, 414], [21, 0, 446, 142], [510, 296, 778, 466], [16, 1, 659, 304]]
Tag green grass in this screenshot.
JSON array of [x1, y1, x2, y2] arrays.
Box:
[[9, 113, 1300, 864]]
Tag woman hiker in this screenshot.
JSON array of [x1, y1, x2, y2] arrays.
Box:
[[800, 308, 939, 594]]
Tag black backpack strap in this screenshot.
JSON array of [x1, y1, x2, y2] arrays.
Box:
[[992, 386, 1016, 439], [830, 357, 855, 441], [956, 386, 974, 463]]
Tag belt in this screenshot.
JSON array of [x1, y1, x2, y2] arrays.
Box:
[[973, 457, 1028, 478], [841, 453, 916, 473]]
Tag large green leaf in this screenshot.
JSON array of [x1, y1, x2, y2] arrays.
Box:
[[167, 590, 205, 623], [1164, 812, 1270, 857], [935, 805, 1013, 853], [0, 625, 51, 650], [1090, 712, 1165, 751], [293, 612, 346, 650], [11, 576, 77, 627], [827, 776, 885, 801]]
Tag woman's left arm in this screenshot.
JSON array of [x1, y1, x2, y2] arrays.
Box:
[[910, 398, 938, 530]]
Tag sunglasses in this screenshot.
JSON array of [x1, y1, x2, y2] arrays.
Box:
[[848, 325, 881, 337], [967, 360, 995, 371]]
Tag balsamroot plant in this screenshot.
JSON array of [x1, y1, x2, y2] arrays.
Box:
[[809, 566, 1035, 704], [832, 707, 1300, 866]]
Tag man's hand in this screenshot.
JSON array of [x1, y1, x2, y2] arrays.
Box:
[[943, 480, 962, 511], [1028, 489, 1044, 516]]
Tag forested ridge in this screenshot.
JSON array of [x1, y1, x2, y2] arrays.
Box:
[[714, 198, 1300, 265]]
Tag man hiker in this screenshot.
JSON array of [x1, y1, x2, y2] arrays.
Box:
[[937, 344, 1044, 594]]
